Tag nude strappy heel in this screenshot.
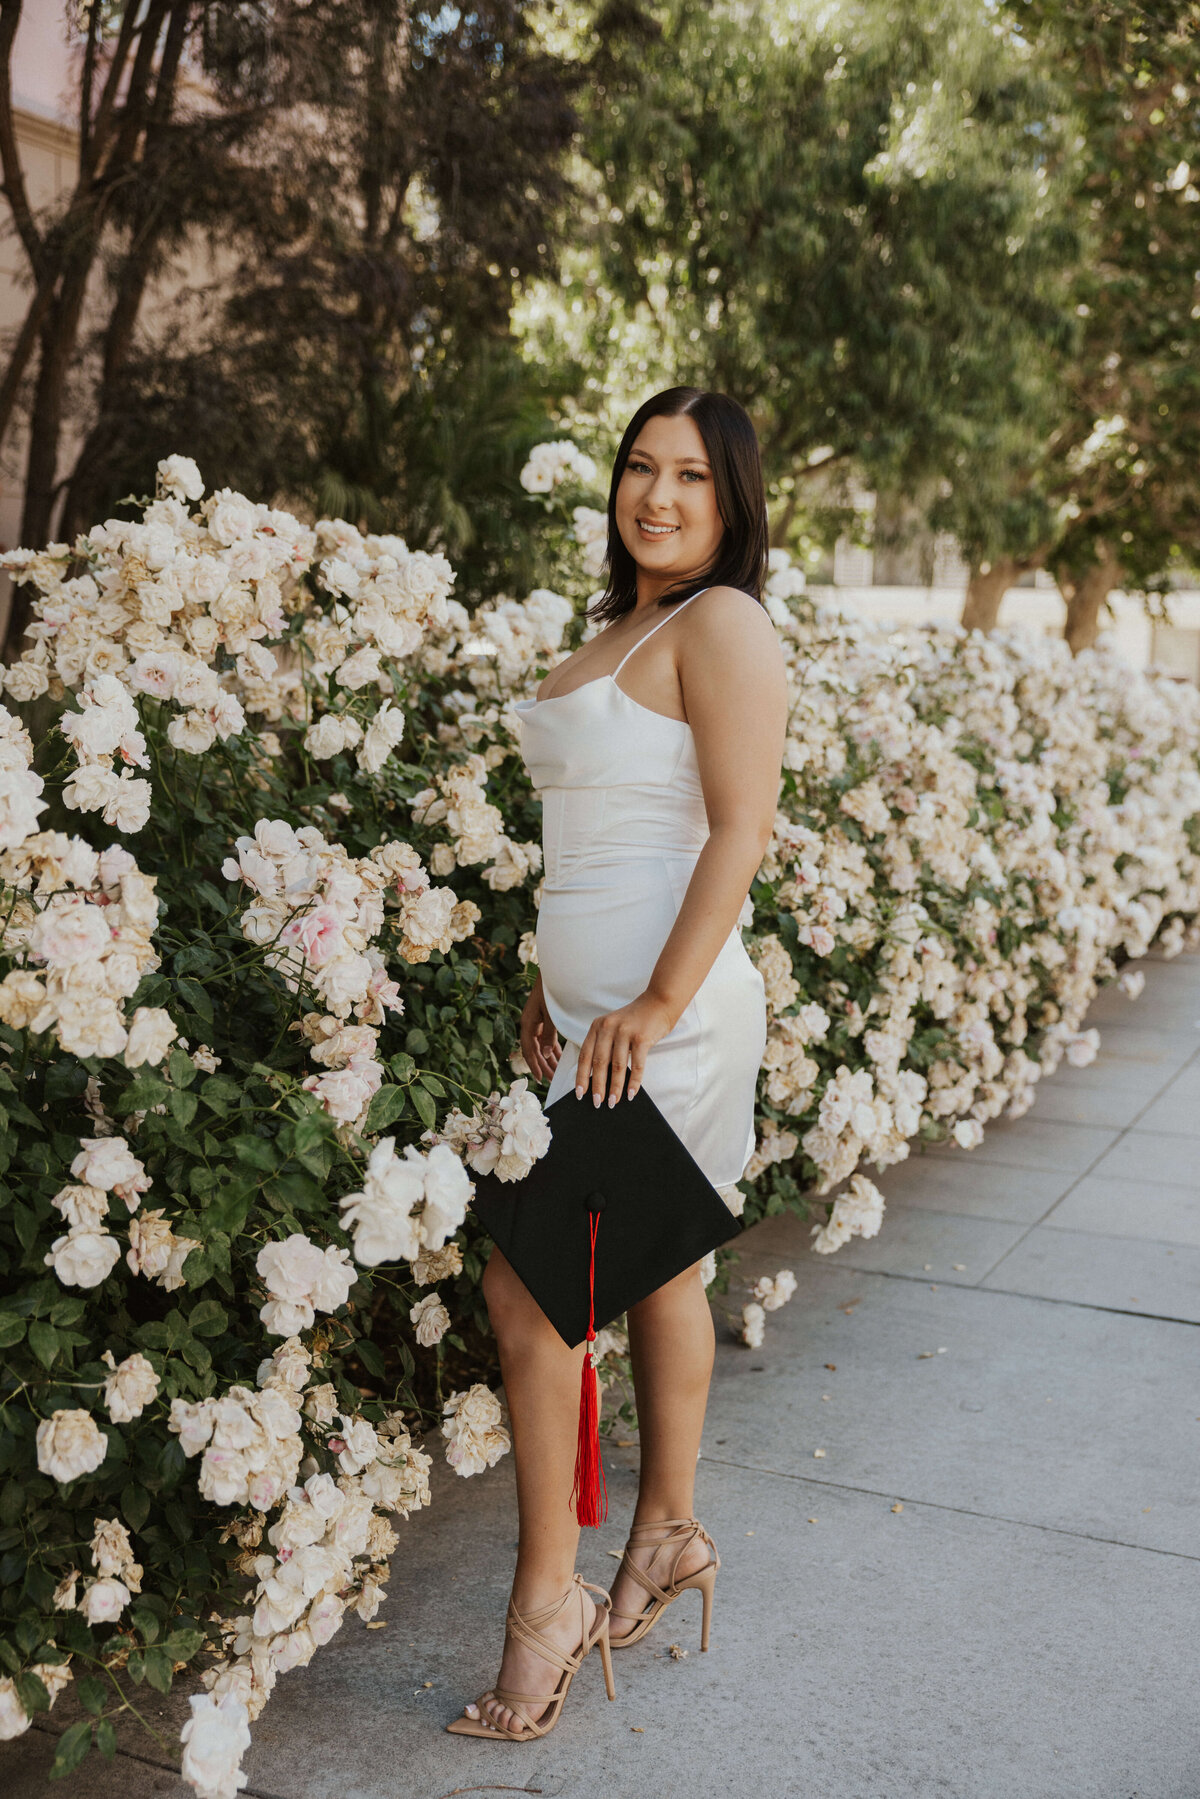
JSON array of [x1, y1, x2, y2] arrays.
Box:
[[444, 1572, 616, 1739], [607, 1516, 720, 1652]]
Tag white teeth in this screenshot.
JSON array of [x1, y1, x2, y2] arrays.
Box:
[[639, 522, 677, 535]]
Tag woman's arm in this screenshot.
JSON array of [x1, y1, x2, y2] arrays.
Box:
[[574, 586, 788, 1105]]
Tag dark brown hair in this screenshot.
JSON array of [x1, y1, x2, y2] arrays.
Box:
[[587, 386, 769, 625]]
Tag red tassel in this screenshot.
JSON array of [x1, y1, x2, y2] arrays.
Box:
[[571, 1208, 608, 1526]]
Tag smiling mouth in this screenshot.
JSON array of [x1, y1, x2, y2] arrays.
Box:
[[637, 520, 679, 538]]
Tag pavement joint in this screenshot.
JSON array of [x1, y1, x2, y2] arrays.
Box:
[[967, 1042, 1200, 1284], [801, 1258, 1200, 1327], [695, 1455, 1200, 1563]]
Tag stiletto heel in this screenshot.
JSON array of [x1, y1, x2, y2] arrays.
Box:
[[596, 1614, 617, 1699], [446, 1574, 615, 1739], [607, 1517, 720, 1651], [696, 1561, 716, 1652]]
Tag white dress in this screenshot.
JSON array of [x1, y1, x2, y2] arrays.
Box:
[[515, 586, 767, 1198]]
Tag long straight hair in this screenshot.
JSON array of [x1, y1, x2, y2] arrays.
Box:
[[587, 386, 769, 625]]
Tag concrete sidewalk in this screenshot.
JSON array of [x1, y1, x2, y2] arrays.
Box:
[[8, 952, 1199, 1799]]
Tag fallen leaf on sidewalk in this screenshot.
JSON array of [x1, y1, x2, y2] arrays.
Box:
[[891, 1502, 904, 1513], [366, 1621, 387, 1630], [824, 1362, 837, 1370], [668, 1643, 688, 1659], [813, 1448, 826, 1457]]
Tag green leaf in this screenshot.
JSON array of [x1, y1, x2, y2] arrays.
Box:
[[409, 1083, 437, 1130], [142, 1644, 176, 1691], [404, 1028, 429, 1056], [0, 1482, 23, 1526], [0, 1313, 25, 1349], [121, 1482, 151, 1533], [363, 1085, 408, 1134], [232, 1134, 277, 1173], [128, 1603, 160, 1644], [199, 1179, 255, 1236], [168, 1089, 199, 1126], [355, 1337, 386, 1377], [199, 1074, 243, 1116], [175, 976, 213, 1023], [95, 1716, 117, 1760], [161, 1626, 203, 1661], [14, 1670, 50, 1715], [168, 1046, 197, 1088], [388, 1052, 416, 1083], [418, 1071, 446, 1095], [263, 1170, 324, 1215], [76, 1674, 108, 1717], [27, 1321, 60, 1371], [50, 1719, 92, 1779], [187, 1299, 228, 1338]]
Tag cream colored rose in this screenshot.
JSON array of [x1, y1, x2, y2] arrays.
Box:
[[101, 1350, 160, 1423], [123, 1005, 177, 1067], [36, 1409, 108, 1483], [411, 1291, 450, 1348], [44, 1226, 121, 1289]]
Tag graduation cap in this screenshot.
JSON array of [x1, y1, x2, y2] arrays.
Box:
[[468, 1084, 745, 1526]]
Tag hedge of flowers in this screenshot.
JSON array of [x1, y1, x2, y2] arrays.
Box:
[[0, 451, 1197, 1793]]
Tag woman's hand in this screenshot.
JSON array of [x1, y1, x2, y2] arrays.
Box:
[[520, 976, 562, 1085], [575, 990, 677, 1107]]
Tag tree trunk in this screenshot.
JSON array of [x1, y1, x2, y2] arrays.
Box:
[[960, 557, 1022, 632], [1062, 548, 1123, 654]]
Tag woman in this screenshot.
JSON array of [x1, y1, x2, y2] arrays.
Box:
[[447, 386, 788, 1740]]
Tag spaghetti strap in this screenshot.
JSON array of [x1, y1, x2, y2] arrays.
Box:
[[612, 587, 712, 679]]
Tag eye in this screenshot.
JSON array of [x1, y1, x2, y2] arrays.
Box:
[[626, 457, 652, 475], [681, 469, 707, 482]]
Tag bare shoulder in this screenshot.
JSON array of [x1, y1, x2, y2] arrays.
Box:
[[680, 584, 785, 671]]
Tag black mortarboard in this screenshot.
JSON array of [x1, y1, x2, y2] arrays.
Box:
[[467, 1084, 744, 1524]]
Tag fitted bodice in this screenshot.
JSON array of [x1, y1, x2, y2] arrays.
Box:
[[514, 589, 712, 884]]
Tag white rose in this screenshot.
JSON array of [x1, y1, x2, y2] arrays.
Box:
[[71, 1136, 150, 1207], [419, 1143, 472, 1249], [179, 1692, 252, 1799], [0, 1677, 30, 1741], [356, 700, 406, 774], [333, 1413, 379, 1476], [36, 1409, 108, 1483], [79, 1575, 131, 1624], [102, 772, 152, 834], [124, 1006, 178, 1067], [335, 646, 382, 690], [168, 710, 218, 754], [206, 488, 260, 546], [102, 1350, 160, 1422], [50, 1182, 109, 1229], [411, 1291, 450, 1347], [158, 455, 204, 501], [62, 763, 119, 815], [45, 1226, 121, 1289]]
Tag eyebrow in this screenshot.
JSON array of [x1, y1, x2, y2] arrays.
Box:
[[628, 448, 712, 467]]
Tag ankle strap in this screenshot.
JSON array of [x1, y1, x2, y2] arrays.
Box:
[[627, 1516, 699, 1540]]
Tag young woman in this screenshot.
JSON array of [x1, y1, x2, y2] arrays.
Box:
[[447, 386, 789, 1740]]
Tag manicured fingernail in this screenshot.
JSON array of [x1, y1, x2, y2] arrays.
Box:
[[575, 1086, 584, 1099], [608, 1094, 617, 1107], [592, 1092, 601, 1108]]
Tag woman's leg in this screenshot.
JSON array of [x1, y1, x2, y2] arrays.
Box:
[[453, 1245, 598, 1733], [608, 1260, 717, 1635]]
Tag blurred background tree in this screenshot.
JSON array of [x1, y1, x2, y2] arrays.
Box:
[[2, 0, 1198, 655]]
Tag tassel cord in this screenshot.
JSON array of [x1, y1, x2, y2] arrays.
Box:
[[571, 1208, 608, 1526]]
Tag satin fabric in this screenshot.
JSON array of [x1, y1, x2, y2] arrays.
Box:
[[515, 587, 766, 1193]]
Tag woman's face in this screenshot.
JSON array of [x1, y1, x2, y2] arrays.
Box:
[[614, 411, 725, 595]]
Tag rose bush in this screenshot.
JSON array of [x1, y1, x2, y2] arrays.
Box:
[[0, 449, 1197, 1793]]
